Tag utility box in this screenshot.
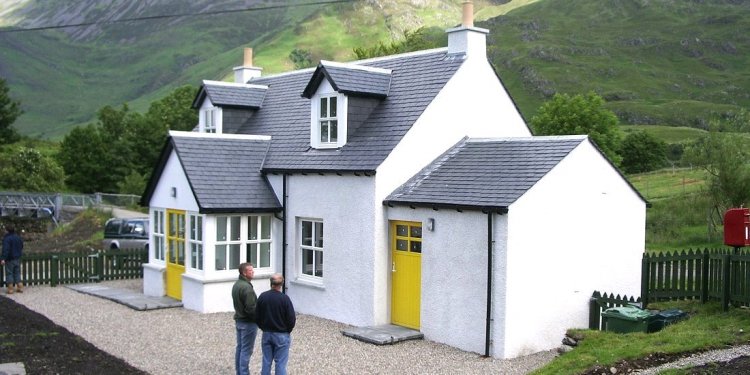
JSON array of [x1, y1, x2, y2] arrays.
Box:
[[724, 208, 750, 247]]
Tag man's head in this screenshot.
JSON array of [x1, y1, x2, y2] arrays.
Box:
[[5, 225, 15, 234], [270, 273, 284, 290], [238, 262, 254, 280]]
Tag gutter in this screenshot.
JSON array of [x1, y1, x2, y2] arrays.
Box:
[[485, 211, 493, 357], [282, 173, 288, 292]]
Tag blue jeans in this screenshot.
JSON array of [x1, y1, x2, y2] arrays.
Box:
[[235, 321, 258, 375], [4, 258, 21, 285], [261, 331, 291, 375]]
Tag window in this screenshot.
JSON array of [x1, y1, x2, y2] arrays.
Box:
[[319, 96, 337, 144], [215, 216, 241, 271], [201, 107, 220, 133], [300, 219, 323, 278], [189, 214, 203, 270], [152, 210, 165, 261], [247, 215, 272, 269]]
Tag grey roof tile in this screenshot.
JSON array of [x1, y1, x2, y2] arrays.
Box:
[[384, 136, 586, 210], [195, 82, 267, 108], [302, 62, 392, 98], [171, 135, 280, 212]]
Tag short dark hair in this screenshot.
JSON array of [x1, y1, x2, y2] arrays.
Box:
[[5, 225, 15, 233], [270, 274, 284, 286], [238, 262, 253, 274]]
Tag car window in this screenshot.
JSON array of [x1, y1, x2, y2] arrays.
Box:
[[104, 220, 122, 236]]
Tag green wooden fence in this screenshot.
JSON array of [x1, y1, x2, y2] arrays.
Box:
[[641, 248, 750, 311], [1, 248, 147, 287], [589, 291, 642, 330]]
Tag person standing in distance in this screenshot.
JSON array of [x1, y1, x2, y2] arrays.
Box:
[[256, 273, 296, 375], [232, 262, 258, 375], [1, 225, 24, 294]]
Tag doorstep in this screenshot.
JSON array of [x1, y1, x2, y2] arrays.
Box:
[[66, 284, 182, 311], [341, 324, 423, 345]]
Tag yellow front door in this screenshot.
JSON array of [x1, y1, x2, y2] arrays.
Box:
[[391, 221, 422, 329], [166, 209, 186, 300]]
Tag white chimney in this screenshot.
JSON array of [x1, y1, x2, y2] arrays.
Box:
[[233, 48, 262, 83], [446, 1, 489, 58]]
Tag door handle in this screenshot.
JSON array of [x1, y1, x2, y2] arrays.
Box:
[[392, 262, 396, 272]]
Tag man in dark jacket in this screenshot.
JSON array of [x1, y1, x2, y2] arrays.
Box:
[[232, 262, 258, 375], [1, 226, 24, 294], [256, 273, 296, 375]]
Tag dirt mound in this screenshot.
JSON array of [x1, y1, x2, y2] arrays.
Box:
[[10, 210, 108, 254]]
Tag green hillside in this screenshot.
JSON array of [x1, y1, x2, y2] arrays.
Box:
[[0, 0, 748, 139]]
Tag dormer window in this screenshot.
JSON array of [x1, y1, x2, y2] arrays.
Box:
[[319, 96, 338, 144], [200, 106, 221, 134]]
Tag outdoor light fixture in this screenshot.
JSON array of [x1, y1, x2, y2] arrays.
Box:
[[170, 187, 177, 197], [427, 218, 435, 231]]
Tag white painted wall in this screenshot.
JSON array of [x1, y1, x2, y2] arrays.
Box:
[[182, 273, 272, 313], [284, 174, 378, 326], [385, 206, 495, 355], [499, 139, 646, 358], [148, 150, 199, 213]]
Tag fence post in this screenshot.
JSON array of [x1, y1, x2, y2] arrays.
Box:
[[50, 255, 58, 287], [589, 291, 601, 330], [722, 254, 731, 311], [701, 250, 709, 303], [641, 255, 649, 308]]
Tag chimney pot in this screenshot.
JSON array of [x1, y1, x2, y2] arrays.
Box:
[[234, 47, 262, 83], [462, 1, 474, 28], [243, 48, 253, 67]]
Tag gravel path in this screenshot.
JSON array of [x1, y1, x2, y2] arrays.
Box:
[[634, 344, 750, 374], [7, 280, 557, 375]]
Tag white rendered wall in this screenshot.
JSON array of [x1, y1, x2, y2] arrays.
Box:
[[385, 206, 495, 355], [182, 272, 272, 313], [499, 139, 646, 358], [284, 174, 378, 326]]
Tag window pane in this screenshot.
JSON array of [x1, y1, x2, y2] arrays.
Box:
[[330, 120, 337, 142], [249, 216, 258, 240], [196, 216, 202, 241], [197, 244, 203, 270], [320, 121, 328, 142], [302, 221, 312, 246], [230, 217, 241, 241], [330, 97, 337, 117], [217, 217, 227, 241], [169, 213, 176, 236], [248, 243, 258, 266], [215, 245, 226, 270], [190, 217, 197, 239], [229, 244, 241, 269], [260, 242, 271, 268], [396, 225, 408, 236], [261, 216, 271, 239], [411, 241, 422, 254], [410, 226, 422, 238], [315, 222, 323, 247], [320, 97, 327, 117], [396, 239, 408, 251], [303, 249, 313, 276], [177, 242, 185, 265], [316, 250, 323, 277]]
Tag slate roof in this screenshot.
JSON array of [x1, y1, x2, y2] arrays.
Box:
[[193, 81, 267, 109], [144, 133, 281, 213], [239, 49, 466, 173], [383, 136, 587, 212], [302, 61, 392, 99]]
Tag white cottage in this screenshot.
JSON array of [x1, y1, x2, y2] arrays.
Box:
[[141, 2, 646, 359]]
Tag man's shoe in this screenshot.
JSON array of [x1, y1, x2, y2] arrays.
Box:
[[15, 283, 23, 293], [6, 287, 14, 294]]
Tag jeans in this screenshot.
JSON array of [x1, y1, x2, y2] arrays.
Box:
[[235, 321, 258, 375], [261, 331, 291, 375], [4, 258, 21, 285]]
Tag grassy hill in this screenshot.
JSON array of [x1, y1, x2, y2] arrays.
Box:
[[0, 0, 748, 139]]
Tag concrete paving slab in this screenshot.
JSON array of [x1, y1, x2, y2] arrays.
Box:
[[341, 324, 423, 345], [0, 362, 26, 375], [66, 284, 182, 311]]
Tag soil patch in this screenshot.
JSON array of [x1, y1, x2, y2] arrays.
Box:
[[0, 294, 146, 374]]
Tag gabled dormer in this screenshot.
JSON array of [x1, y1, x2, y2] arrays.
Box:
[[302, 61, 392, 149], [192, 80, 268, 134]]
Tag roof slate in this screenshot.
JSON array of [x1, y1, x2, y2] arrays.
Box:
[[199, 83, 267, 108], [171, 135, 281, 213], [302, 62, 392, 98], [384, 136, 586, 210], [240, 49, 465, 172]]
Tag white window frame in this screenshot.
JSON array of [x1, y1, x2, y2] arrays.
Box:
[[247, 215, 273, 271], [213, 214, 274, 272], [152, 210, 165, 262], [310, 86, 347, 149], [215, 215, 242, 271], [299, 218, 324, 281], [200, 106, 222, 134], [189, 214, 204, 271]]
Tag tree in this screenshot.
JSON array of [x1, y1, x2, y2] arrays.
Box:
[[0, 146, 65, 192], [57, 124, 112, 193], [353, 27, 447, 59], [530, 92, 622, 165], [289, 49, 313, 69], [620, 130, 667, 174], [146, 85, 198, 132], [0, 77, 22, 144]]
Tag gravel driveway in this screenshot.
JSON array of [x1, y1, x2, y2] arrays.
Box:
[[8, 279, 557, 375]]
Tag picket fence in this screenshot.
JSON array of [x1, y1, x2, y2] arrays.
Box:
[[1, 248, 147, 287]]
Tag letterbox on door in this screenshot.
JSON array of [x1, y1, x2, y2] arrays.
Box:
[[724, 208, 750, 247]]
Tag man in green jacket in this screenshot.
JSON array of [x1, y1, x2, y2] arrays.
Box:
[[232, 262, 258, 375]]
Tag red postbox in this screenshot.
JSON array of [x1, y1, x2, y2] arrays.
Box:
[[724, 208, 750, 247]]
